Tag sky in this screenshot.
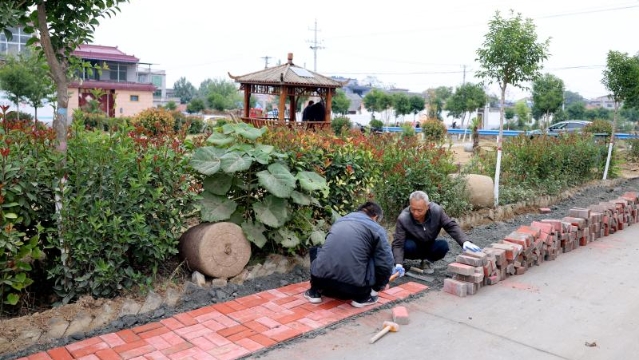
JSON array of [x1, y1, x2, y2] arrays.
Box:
[[92, 0, 639, 101]]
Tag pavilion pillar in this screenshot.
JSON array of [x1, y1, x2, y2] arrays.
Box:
[[289, 95, 297, 121], [279, 86, 288, 124], [243, 85, 251, 118], [325, 89, 333, 123]]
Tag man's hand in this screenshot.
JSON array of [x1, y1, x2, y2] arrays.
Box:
[[392, 264, 405, 277], [463, 241, 481, 252]]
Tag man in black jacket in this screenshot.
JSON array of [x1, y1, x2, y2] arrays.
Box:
[[392, 191, 481, 275], [305, 202, 395, 308]]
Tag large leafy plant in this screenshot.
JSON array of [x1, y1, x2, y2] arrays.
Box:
[[190, 123, 329, 252]]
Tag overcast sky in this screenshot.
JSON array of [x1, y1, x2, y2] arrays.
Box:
[[92, 0, 639, 100]]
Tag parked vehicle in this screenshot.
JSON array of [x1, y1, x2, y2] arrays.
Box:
[[528, 120, 592, 137]]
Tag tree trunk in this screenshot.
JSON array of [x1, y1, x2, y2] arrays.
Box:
[[37, 3, 69, 156], [603, 102, 618, 180], [494, 85, 506, 207]]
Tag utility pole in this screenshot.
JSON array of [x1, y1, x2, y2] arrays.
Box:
[[462, 65, 467, 85], [261, 56, 271, 69], [307, 19, 324, 72]]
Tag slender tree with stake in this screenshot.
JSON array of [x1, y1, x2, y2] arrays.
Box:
[[475, 9, 550, 207]]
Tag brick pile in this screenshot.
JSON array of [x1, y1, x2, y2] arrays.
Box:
[[443, 191, 639, 297]]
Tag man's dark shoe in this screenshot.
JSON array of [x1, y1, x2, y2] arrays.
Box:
[[304, 289, 322, 304], [351, 295, 379, 308], [417, 260, 435, 274]]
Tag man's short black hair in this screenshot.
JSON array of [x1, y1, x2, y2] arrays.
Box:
[[357, 201, 383, 222]]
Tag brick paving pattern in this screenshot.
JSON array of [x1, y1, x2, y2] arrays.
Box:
[[19, 281, 427, 360]]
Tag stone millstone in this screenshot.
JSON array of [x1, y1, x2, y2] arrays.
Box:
[[179, 222, 251, 279], [449, 173, 495, 209]]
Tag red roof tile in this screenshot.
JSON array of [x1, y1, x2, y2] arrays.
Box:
[[73, 44, 139, 63]]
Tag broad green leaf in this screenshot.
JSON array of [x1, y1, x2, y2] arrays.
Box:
[[203, 173, 233, 195], [220, 152, 253, 173], [191, 147, 226, 175], [253, 150, 271, 165], [4, 213, 17, 219], [255, 144, 275, 154], [237, 125, 266, 140], [296, 171, 328, 193], [241, 221, 268, 248], [206, 132, 234, 146], [290, 191, 311, 205], [201, 192, 237, 222], [229, 143, 253, 154], [278, 228, 300, 248], [256, 163, 296, 198], [310, 230, 326, 245], [5, 293, 19, 306], [253, 195, 288, 228]]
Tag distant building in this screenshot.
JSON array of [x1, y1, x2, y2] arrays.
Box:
[[587, 95, 615, 110], [70, 44, 157, 117], [0, 27, 29, 59]]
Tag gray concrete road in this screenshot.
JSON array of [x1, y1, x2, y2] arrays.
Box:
[[251, 224, 639, 360]]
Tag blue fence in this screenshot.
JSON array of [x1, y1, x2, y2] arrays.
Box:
[[381, 127, 639, 140]]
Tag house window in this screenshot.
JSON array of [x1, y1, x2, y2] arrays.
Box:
[[107, 62, 127, 82], [130, 95, 139, 102], [151, 75, 163, 98]]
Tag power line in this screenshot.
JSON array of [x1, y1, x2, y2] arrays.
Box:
[[323, 3, 639, 40], [260, 55, 271, 69]]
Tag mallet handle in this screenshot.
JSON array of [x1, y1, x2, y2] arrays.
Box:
[[369, 326, 391, 344]]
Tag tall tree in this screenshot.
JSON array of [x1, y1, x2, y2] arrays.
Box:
[[173, 77, 196, 104], [532, 73, 565, 130], [409, 95, 425, 120], [363, 89, 385, 120], [475, 9, 550, 206], [0, 54, 32, 121], [423, 86, 452, 120], [601, 50, 639, 179], [0, 1, 128, 154], [201, 78, 241, 111], [331, 89, 351, 116], [566, 102, 586, 120], [392, 93, 411, 121], [563, 90, 586, 107], [444, 83, 487, 140]]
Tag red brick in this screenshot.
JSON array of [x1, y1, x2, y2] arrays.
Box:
[[46, 347, 73, 360], [94, 348, 121, 360], [455, 254, 484, 267], [392, 306, 409, 325], [138, 325, 171, 339], [226, 328, 258, 342], [447, 262, 476, 276], [248, 333, 277, 347], [532, 221, 554, 234], [211, 303, 236, 315], [442, 278, 467, 297], [563, 216, 587, 230], [244, 320, 270, 332], [517, 225, 541, 238], [235, 337, 265, 352], [112, 340, 149, 354], [132, 322, 164, 334], [173, 313, 198, 326], [98, 333, 126, 348], [115, 329, 142, 343], [26, 354, 52, 360], [504, 231, 533, 249], [159, 317, 185, 331], [160, 341, 193, 356], [217, 324, 250, 337], [539, 207, 552, 213]]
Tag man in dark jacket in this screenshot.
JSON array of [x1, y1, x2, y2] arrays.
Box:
[[392, 191, 481, 275], [305, 202, 394, 308]]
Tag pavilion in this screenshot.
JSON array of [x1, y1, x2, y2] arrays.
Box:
[[228, 53, 344, 128]]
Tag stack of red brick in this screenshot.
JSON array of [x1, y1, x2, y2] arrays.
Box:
[[443, 191, 639, 297]]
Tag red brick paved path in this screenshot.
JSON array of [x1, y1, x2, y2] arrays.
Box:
[[20, 281, 427, 360]]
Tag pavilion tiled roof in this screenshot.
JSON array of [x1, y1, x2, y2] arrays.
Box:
[[72, 44, 139, 63], [229, 53, 344, 88]]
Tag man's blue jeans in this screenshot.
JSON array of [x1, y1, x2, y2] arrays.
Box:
[[404, 238, 449, 262]]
